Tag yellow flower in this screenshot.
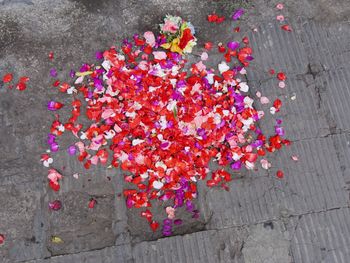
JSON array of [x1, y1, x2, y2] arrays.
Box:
[[183, 39, 197, 53], [161, 23, 197, 54], [161, 37, 184, 54]]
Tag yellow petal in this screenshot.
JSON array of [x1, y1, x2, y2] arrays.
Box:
[[51, 236, 63, 243], [161, 43, 171, 49], [170, 38, 183, 54], [75, 71, 93, 77]]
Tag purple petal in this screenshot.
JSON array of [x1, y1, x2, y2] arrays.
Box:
[[47, 101, 57, 111], [174, 219, 183, 225], [47, 134, 56, 145], [232, 9, 245, 20], [50, 142, 59, 152], [275, 126, 285, 136], [69, 70, 76, 78], [67, 145, 76, 155], [231, 161, 242, 170], [50, 68, 57, 77], [95, 51, 103, 60], [227, 41, 240, 50]]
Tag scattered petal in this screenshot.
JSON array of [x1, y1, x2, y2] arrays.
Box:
[[200, 52, 208, 61], [277, 72, 287, 81], [291, 155, 299, 161], [3, 73, 13, 83], [276, 15, 285, 22], [276, 170, 284, 178], [232, 9, 245, 20], [260, 96, 270, 104], [88, 198, 97, 209], [49, 200, 62, 211], [144, 31, 156, 47], [227, 41, 240, 50], [150, 221, 159, 232], [281, 25, 292, 32], [51, 236, 63, 243], [276, 3, 284, 10], [260, 159, 271, 169], [204, 42, 213, 50], [50, 68, 57, 77], [278, 81, 286, 88], [47, 101, 64, 111]]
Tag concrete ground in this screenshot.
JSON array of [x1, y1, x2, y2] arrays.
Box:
[[1, 0, 350, 262]]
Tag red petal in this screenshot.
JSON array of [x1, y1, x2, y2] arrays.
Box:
[[276, 170, 284, 178], [281, 25, 292, 32], [3, 73, 13, 83], [141, 209, 153, 222], [16, 82, 27, 91], [88, 199, 96, 208], [0, 234, 5, 245], [19, 76, 30, 83], [49, 181, 60, 191], [242, 37, 249, 44], [150, 221, 159, 232], [204, 42, 213, 50], [277, 72, 286, 81], [207, 14, 218, 22], [273, 98, 282, 110]]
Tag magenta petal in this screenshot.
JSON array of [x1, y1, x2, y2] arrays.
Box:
[[231, 161, 242, 170], [95, 51, 103, 60], [47, 134, 56, 145], [174, 219, 183, 225], [47, 101, 57, 111], [126, 198, 133, 208], [275, 126, 285, 136], [227, 41, 240, 50], [50, 142, 59, 152], [69, 70, 76, 78], [232, 9, 245, 20], [50, 68, 57, 77], [67, 145, 77, 155]]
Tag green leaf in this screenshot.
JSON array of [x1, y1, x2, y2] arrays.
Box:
[[173, 107, 177, 119]]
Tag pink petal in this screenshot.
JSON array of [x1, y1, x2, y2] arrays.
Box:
[[90, 155, 99, 165], [260, 96, 270, 104], [276, 3, 284, 9], [143, 31, 156, 47], [102, 109, 115, 119], [200, 52, 208, 61], [276, 15, 285, 22], [153, 51, 167, 60], [291, 155, 299, 161]]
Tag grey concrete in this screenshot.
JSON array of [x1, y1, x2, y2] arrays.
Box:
[[0, 0, 350, 262]]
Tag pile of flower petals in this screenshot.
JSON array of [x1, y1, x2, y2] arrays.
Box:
[[44, 24, 290, 234]]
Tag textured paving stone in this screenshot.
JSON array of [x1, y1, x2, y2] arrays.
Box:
[[1, 0, 350, 262]]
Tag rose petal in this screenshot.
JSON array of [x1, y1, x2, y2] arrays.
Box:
[[276, 3, 284, 10], [260, 96, 269, 104], [232, 9, 244, 20]]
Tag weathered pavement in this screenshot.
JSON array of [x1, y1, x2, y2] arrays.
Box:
[[1, 0, 350, 262]]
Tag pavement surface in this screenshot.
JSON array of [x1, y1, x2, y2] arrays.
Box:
[[1, 0, 350, 262]]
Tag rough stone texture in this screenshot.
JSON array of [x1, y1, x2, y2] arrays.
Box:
[[242, 223, 291, 263], [1, 0, 350, 262]]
